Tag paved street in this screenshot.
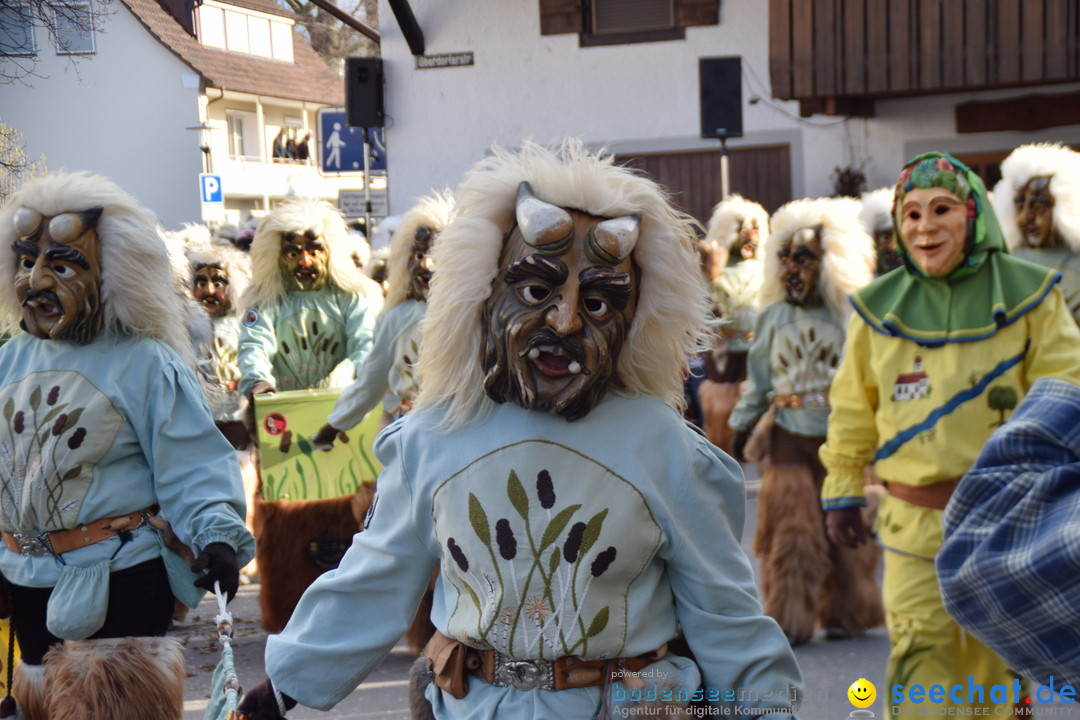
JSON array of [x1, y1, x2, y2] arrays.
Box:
[[174, 465, 1067, 719]]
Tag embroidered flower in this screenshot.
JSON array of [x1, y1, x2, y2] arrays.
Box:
[[536, 470, 555, 509], [495, 518, 517, 560], [564, 521, 586, 563], [524, 596, 550, 622], [51, 413, 68, 437], [500, 607, 516, 625], [47, 386, 60, 405], [591, 546, 617, 577], [447, 537, 469, 572], [67, 428, 86, 450], [13, 411, 24, 435]]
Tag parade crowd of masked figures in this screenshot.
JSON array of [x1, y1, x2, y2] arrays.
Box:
[[1, 140, 1079, 720]]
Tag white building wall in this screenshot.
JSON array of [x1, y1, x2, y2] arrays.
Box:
[[0, 2, 204, 228], [378, 0, 1080, 215]]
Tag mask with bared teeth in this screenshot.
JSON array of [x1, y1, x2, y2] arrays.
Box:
[[481, 182, 639, 421]]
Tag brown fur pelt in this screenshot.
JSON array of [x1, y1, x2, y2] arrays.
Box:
[[698, 379, 741, 454], [743, 403, 777, 465], [43, 637, 184, 720], [12, 662, 46, 720], [254, 487, 374, 632], [754, 461, 881, 645], [408, 656, 437, 720]]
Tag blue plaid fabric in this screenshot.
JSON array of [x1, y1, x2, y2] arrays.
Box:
[[938, 377, 1080, 686]]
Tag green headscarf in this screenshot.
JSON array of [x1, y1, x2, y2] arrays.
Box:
[[850, 152, 1059, 346]]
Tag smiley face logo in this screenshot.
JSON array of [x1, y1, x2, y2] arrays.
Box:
[[847, 678, 876, 709]]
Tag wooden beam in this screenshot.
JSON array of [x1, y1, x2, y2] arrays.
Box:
[[956, 91, 1080, 134], [388, 0, 424, 56], [305, 0, 379, 43]]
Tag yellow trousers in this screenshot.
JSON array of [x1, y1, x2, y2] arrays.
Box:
[[882, 547, 1015, 718]]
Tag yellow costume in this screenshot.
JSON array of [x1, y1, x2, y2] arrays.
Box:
[[820, 153, 1080, 719]]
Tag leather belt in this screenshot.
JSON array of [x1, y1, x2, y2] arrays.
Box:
[[2, 507, 157, 557], [422, 630, 665, 697], [475, 645, 662, 690], [884, 480, 957, 511], [774, 392, 829, 409]]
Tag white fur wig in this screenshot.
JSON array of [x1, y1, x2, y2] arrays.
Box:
[[759, 197, 875, 321], [859, 187, 894, 236], [384, 189, 455, 310], [185, 237, 253, 313], [415, 139, 710, 429], [991, 143, 1080, 252], [704, 193, 771, 268], [346, 231, 372, 272], [244, 197, 381, 309], [0, 171, 199, 369], [163, 222, 212, 248]]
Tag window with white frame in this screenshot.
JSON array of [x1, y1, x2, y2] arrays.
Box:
[[247, 14, 271, 58], [226, 111, 260, 161], [54, 2, 95, 54], [199, 5, 226, 49], [0, 4, 36, 56]]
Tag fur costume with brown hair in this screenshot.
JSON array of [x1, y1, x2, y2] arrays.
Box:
[[253, 485, 435, 651], [753, 457, 882, 645], [36, 637, 184, 720], [254, 487, 373, 632], [699, 195, 769, 454], [697, 354, 741, 453], [12, 662, 45, 720], [740, 198, 880, 644]]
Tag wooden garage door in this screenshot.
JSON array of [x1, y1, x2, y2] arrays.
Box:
[[615, 144, 792, 228]]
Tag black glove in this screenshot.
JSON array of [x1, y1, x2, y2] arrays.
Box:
[[731, 429, 751, 463], [237, 678, 297, 720], [192, 542, 240, 601], [825, 507, 868, 548]]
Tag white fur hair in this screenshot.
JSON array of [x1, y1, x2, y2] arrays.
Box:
[[162, 222, 212, 248], [185, 237, 253, 312], [384, 189, 455, 310], [859, 187, 894, 235], [243, 197, 382, 309], [703, 193, 770, 267], [415, 139, 710, 429], [759, 197, 875, 322], [348, 232, 372, 271], [0, 171, 200, 368], [992, 143, 1080, 252]]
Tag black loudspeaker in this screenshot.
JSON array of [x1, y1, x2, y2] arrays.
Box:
[[345, 57, 385, 128], [699, 57, 743, 139]]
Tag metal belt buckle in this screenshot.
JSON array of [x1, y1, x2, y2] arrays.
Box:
[[492, 652, 554, 690], [12, 532, 52, 557]]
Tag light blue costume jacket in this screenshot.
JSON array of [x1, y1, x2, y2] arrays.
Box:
[[0, 333, 255, 589], [201, 314, 244, 423], [327, 298, 425, 430], [729, 302, 846, 439], [266, 394, 803, 718], [238, 286, 378, 394]]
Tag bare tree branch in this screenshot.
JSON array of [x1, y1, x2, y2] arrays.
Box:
[[0, 0, 116, 85], [284, 0, 378, 71]]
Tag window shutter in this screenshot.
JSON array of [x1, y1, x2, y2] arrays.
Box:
[[675, 0, 719, 27], [539, 0, 583, 35]]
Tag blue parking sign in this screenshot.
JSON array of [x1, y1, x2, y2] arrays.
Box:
[[200, 174, 223, 203]]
